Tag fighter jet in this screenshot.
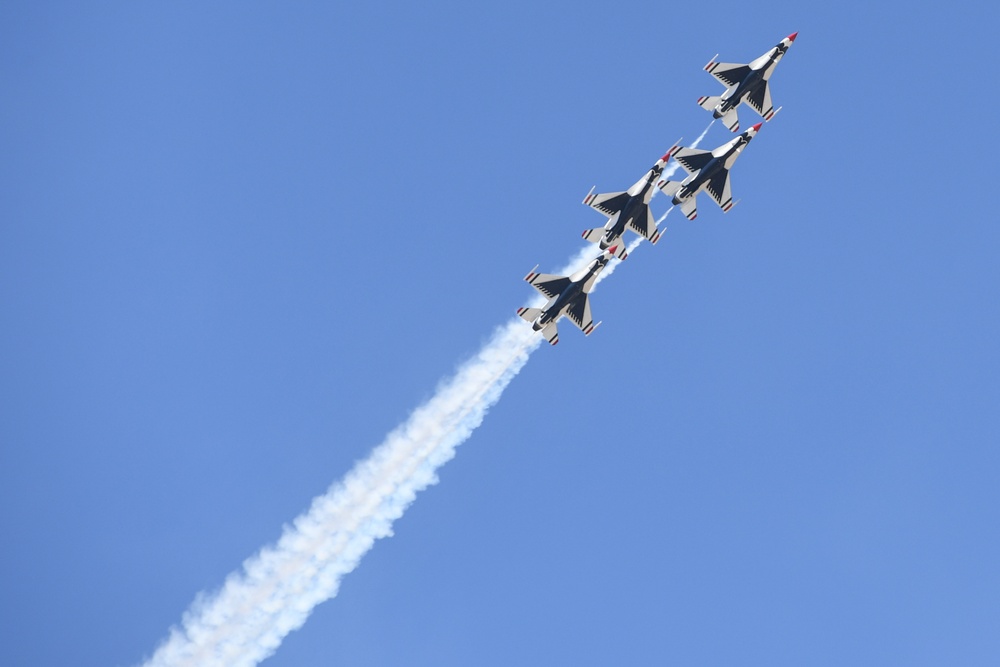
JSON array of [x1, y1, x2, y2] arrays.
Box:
[[657, 124, 761, 221], [516, 247, 616, 345], [697, 32, 797, 132], [581, 146, 680, 260]]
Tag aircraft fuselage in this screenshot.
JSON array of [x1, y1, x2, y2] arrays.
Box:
[[716, 41, 789, 116], [600, 165, 663, 247], [533, 256, 609, 329], [672, 140, 747, 204], [675, 155, 723, 203]]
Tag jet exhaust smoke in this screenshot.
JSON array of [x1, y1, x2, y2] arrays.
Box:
[[656, 205, 674, 226], [141, 320, 541, 667], [140, 244, 608, 667], [139, 122, 716, 667]]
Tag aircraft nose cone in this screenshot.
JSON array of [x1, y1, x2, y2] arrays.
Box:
[[787, 31, 798, 42], [751, 122, 763, 132]]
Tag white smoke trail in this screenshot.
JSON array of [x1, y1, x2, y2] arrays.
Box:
[[655, 205, 675, 226], [141, 319, 541, 667], [139, 242, 618, 667], [140, 124, 719, 667]]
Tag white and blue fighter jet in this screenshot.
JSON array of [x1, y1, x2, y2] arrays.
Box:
[[580, 145, 679, 260], [657, 123, 761, 221], [697, 32, 797, 132], [516, 246, 617, 345]]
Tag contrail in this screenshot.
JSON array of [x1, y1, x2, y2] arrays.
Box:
[[142, 321, 540, 667], [140, 122, 717, 667], [139, 247, 608, 667], [655, 205, 675, 226]]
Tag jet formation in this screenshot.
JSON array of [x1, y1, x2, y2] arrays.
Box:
[[518, 33, 797, 345]]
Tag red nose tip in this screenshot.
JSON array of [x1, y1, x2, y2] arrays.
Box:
[[659, 152, 672, 162], [787, 32, 798, 42], [607, 245, 618, 254], [751, 122, 763, 132]]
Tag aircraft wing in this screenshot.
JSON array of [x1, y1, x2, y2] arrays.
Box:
[[745, 83, 775, 119], [526, 272, 572, 299], [707, 61, 751, 88], [583, 190, 630, 218], [672, 148, 713, 175], [564, 294, 595, 334], [626, 208, 662, 243], [705, 170, 735, 212]]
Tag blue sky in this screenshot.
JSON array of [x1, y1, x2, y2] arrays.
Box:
[[2, 2, 999, 665]]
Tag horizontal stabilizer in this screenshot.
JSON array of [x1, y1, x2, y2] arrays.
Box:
[[581, 227, 606, 244], [516, 307, 542, 324], [720, 108, 740, 132], [697, 95, 722, 111], [657, 180, 682, 198], [679, 197, 698, 221], [541, 322, 559, 345]]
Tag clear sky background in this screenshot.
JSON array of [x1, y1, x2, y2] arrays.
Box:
[[2, 2, 999, 666]]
